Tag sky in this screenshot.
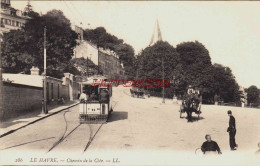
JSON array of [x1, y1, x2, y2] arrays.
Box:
[[11, 1, 260, 88]]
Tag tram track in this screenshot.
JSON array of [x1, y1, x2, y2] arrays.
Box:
[[47, 108, 82, 152], [83, 123, 104, 152], [47, 107, 106, 153]]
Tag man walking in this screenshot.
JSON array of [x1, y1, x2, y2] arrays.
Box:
[[227, 110, 238, 150]]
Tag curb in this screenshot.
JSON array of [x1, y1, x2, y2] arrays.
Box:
[[0, 103, 79, 138]]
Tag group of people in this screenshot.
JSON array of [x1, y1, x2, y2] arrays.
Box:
[[200, 110, 237, 155], [181, 85, 202, 122], [79, 89, 109, 102]]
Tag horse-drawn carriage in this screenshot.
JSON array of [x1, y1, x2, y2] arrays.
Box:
[[179, 95, 202, 122], [130, 87, 145, 98]]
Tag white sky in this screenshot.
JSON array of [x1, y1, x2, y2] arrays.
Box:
[[12, 1, 260, 88]]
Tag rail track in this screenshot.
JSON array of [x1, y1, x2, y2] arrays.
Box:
[[47, 108, 105, 153]]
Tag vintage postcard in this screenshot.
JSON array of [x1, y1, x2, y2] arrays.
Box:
[[0, 0, 260, 165]]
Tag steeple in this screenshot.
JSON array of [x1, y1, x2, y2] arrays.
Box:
[[24, 0, 33, 13], [149, 19, 162, 46]]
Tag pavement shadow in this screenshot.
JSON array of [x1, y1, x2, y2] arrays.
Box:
[[182, 115, 205, 122], [108, 111, 128, 122], [190, 116, 205, 122]]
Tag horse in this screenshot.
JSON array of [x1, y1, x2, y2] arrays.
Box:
[[183, 96, 201, 122]]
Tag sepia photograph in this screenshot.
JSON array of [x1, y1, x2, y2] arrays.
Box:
[[0, 0, 260, 165]]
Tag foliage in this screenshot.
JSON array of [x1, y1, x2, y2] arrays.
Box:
[[211, 64, 241, 103], [1, 10, 78, 78], [137, 40, 241, 103], [136, 41, 179, 96], [246, 85, 260, 107], [70, 57, 101, 76]]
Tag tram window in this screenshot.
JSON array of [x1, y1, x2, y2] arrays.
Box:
[[100, 89, 109, 102]]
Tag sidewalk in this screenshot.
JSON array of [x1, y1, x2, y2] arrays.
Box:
[[0, 100, 79, 138]]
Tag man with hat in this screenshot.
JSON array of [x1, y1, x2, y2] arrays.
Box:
[[227, 110, 238, 150]]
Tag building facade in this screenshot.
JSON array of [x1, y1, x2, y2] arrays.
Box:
[[98, 48, 124, 79], [72, 25, 124, 79], [0, 0, 30, 34], [73, 40, 99, 65]]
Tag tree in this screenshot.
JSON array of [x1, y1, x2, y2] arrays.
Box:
[[1, 10, 78, 78], [70, 57, 101, 76], [246, 85, 260, 107], [211, 64, 241, 103], [136, 41, 180, 98], [176, 41, 213, 93], [114, 43, 136, 78]]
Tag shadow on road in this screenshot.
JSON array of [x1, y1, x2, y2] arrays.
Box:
[[108, 111, 128, 122], [181, 115, 205, 122]]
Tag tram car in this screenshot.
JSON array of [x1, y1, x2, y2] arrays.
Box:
[[79, 76, 113, 123]]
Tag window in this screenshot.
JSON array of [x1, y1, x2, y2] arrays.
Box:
[[1, 18, 4, 24], [12, 20, 15, 26], [16, 21, 19, 27]]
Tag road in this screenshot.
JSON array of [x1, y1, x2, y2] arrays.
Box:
[[0, 86, 260, 165]]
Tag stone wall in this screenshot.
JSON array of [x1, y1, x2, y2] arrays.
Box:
[[0, 82, 42, 120]]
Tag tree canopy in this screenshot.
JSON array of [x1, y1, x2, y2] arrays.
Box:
[[1, 10, 78, 78], [246, 85, 260, 107], [70, 57, 101, 76], [136, 40, 241, 103]]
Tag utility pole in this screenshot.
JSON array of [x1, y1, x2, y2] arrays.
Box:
[[0, 35, 3, 120], [86, 57, 89, 77], [162, 55, 165, 103], [43, 26, 48, 114]]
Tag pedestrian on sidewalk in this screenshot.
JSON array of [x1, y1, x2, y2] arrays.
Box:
[[201, 134, 222, 155], [227, 110, 238, 151]]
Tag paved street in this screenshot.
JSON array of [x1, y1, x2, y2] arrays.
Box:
[[1, 86, 260, 165]]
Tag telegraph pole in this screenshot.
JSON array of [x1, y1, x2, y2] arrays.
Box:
[[162, 55, 165, 103], [0, 35, 3, 120], [43, 26, 48, 114]]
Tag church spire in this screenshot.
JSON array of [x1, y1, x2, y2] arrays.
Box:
[[24, 0, 33, 14], [149, 19, 162, 46]]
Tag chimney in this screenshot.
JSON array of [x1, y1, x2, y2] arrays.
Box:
[[30, 66, 40, 75]]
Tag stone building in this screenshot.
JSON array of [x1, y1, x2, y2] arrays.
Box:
[[98, 48, 124, 79], [73, 39, 99, 65], [72, 25, 124, 79], [0, 0, 30, 34]]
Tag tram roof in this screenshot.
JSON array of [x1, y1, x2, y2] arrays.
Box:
[[80, 75, 108, 85]]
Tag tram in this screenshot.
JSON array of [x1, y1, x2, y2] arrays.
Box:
[[79, 75, 113, 123]]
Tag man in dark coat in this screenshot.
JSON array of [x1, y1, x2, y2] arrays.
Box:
[[201, 134, 222, 154], [227, 110, 238, 150]]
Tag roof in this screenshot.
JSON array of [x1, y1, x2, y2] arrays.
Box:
[[2, 73, 63, 88], [80, 75, 108, 85], [2, 73, 43, 88]]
